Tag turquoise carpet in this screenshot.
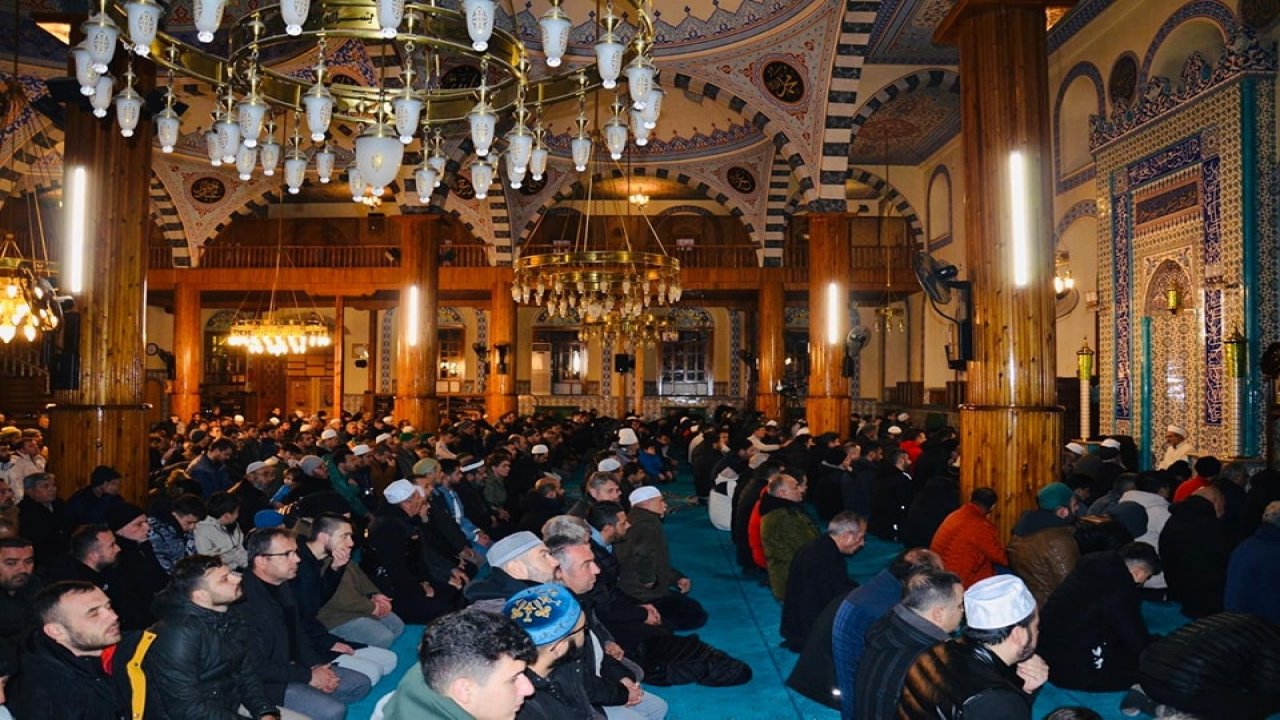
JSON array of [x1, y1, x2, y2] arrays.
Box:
[[348, 473, 1209, 720]]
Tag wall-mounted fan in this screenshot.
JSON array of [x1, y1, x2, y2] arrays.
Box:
[[912, 249, 973, 370]]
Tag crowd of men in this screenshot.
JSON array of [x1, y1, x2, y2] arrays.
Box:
[[0, 406, 1278, 719]]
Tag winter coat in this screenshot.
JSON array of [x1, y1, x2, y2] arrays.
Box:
[[843, 458, 877, 518], [832, 569, 904, 719], [1161, 495, 1229, 617], [237, 572, 324, 705], [868, 469, 913, 541], [186, 453, 230, 497], [1007, 509, 1078, 607], [192, 516, 247, 570], [812, 462, 852, 522], [18, 497, 73, 565], [747, 488, 769, 569], [615, 507, 683, 603], [784, 591, 844, 709], [381, 669, 473, 720], [759, 495, 819, 600], [317, 561, 383, 630], [462, 566, 537, 612], [517, 665, 602, 720], [1119, 489, 1171, 589], [8, 631, 136, 720], [147, 512, 194, 573], [104, 537, 169, 632], [930, 503, 1008, 588], [1039, 551, 1150, 691], [900, 476, 960, 549], [1224, 523, 1280, 625], [779, 535, 856, 652], [855, 604, 951, 720], [898, 638, 1033, 720]]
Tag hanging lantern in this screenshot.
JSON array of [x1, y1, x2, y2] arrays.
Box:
[[259, 137, 281, 176], [630, 110, 650, 147], [427, 151, 446, 187], [505, 123, 534, 173], [314, 145, 335, 183], [530, 139, 549, 181], [236, 144, 258, 181], [626, 56, 655, 109], [467, 96, 496, 157], [415, 165, 437, 202], [471, 160, 494, 200], [595, 10, 624, 90], [237, 90, 269, 148], [72, 43, 99, 95], [215, 112, 241, 163], [284, 149, 307, 194], [539, 2, 572, 68], [280, 0, 310, 36], [462, 0, 496, 52], [376, 0, 404, 38], [603, 113, 627, 161], [303, 76, 334, 142], [114, 81, 144, 138], [355, 122, 404, 193], [571, 128, 592, 172], [205, 128, 223, 167], [640, 86, 663, 129], [348, 165, 365, 202], [192, 0, 227, 43], [124, 0, 162, 55], [504, 148, 527, 189], [393, 91, 422, 145], [90, 74, 114, 119], [81, 11, 120, 74], [155, 106, 181, 153]]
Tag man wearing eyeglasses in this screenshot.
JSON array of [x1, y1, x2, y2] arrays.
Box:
[[240, 527, 371, 720]]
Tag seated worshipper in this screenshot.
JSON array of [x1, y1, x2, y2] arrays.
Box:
[[102, 504, 169, 631], [779, 511, 865, 652], [1224, 500, 1280, 625], [66, 465, 124, 526], [899, 474, 961, 549], [325, 447, 371, 518], [240, 526, 371, 720], [1135, 612, 1280, 720], [231, 460, 279, 534], [41, 524, 119, 589], [1087, 472, 1137, 516], [436, 458, 494, 552], [463, 531, 560, 612], [585, 502, 667, 656], [826, 548, 944, 718], [143, 555, 281, 719], [898, 575, 1048, 720], [293, 512, 398, 685], [760, 472, 819, 601], [867, 449, 914, 542], [148, 493, 206, 573], [480, 452, 515, 526], [568, 471, 624, 519], [516, 474, 567, 535], [0, 479, 16, 534], [187, 437, 235, 497], [638, 440, 673, 484], [1119, 471, 1172, 594], [193, 491, 247, 570], [1173, 455, 1220, 503], [1038, 542, 1159, 692], [379, 608, 536, 720], [1007, 481, 1080, 607], [7, 581, 140, 720], [930, 486, 1008, 588], [615, 486, 707, 631], [854, 569, 965, 720], [503, 584, 598, 720], [1160, 488, 1230, 617], [1156, 424, 1195, 471], [364, 479, 465, 623], [0, 537, 38, 648], [18, 472, 74, 565]]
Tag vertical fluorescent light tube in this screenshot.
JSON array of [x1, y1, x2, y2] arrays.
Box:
[[67, 166, 88, 294], [406, 285, 420, 347], [1009, 150, 1031, 288], [826, 281, 840, 345]]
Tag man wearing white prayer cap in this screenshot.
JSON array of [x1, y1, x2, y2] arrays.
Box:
[[898, 575, 1047, 719], [1156, 424, 1195, 471], [615, 486, 709, 630]]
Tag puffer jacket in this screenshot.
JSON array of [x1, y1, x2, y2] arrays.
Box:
[[1007, 509, 1078, 607], [1139, 612, 1280, 719], [898, 638, 1033, 719], [759, 495, 819, 600], [142, 590, 278, 719], [930, 503, 1008, 588]]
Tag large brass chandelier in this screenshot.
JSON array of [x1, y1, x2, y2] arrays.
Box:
[[0, 235, 60, 344], [577, 310, 678, 348], [225, 312, 331, 355]]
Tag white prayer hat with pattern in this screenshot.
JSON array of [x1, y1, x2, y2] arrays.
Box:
[[964, 575, 1035, 630]]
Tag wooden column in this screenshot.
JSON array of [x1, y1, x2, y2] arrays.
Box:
[[332, 295, 345, 418], [805, 214, 852, 435], [171, 283, 202, 422], [48, 64, 153, 503], [366, 308, 378, 414], [756, 281, 784, 418], [486, 279, 518, 420], [938, 0, 1062, 540], [632, 346, 645, 417], [393, 216, 439, 430]]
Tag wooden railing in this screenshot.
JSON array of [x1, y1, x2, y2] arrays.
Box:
[[149, 244, 494, 269], [670, 245, 759, 268], [851, 245, 916, 287], [438, 245, 490, 267]]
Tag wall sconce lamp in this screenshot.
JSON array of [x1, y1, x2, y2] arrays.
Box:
[[1165, 284, 1181, 315], [495, 343, 510, 374], [472, 342, 489, 365]]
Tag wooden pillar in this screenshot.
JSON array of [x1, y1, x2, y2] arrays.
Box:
[[48, 63, 153, 503], [171, 283, 202, 422], [633, 346, 645, 417], [756, 281, 784, 418], [393, 216, 439, 430], [805, 214, 852, 436], [937, 0, 1062, 540], [486, 279, 518, 420], [366, 308, 378, 414], [332, 295, 345, 418]]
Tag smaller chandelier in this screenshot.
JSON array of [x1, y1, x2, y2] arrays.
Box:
[[514, 251, 681, 322], [874, 305, 905, 333], [226, 313, 332, 356], [628, 192, 650, 207], [0, 234, 61, 344], [578, 311, 679, 348]]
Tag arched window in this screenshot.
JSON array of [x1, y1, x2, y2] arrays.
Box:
[[659, 308, 713, 396]]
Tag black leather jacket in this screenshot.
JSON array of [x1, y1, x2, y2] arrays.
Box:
[[898, 638, 1033, 719], [142, 590, 278, 719]]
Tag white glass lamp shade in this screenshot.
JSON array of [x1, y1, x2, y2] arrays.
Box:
[[90, 74, 114, 119], [393, 93, 422, 145], [626, 59, 655, 109], [259, 139, 281, 175], [504, 149, 526, 189], [640, 86, 663, 129], [505, 124, 533, 172], [155, 107, 180, 152], [125, 0, 162, 55], [347, 166, 364, 201], [376, 0, 404, 38], [192, 0, 226, 43], [468, 101, 496, 157], [355, 123, 404, 193], [73, 44, 99, 95], [570, 132, 592, 172], [114, 86, 144, 137], [530, 145, 549, 181], [82, 12, 120, 74], [236, 94, 268, 147], [630, 110, 650, 146], [284, 151, 307, 194], [303, 82, 334, 142], [470, 160, 494, 200], [427, 153, 445, 186], [462, 0, 496, 51], [205, 129, 223, 166], [415, 166, 436, 202], [236, 144, 258, 180], [595, 32, 624, 89], [314, 146, 335, 183], [280, 0, 310, 36], [539, 5, 571, 68], [215, 115, 241, 163], [603, 116, 627, 160]]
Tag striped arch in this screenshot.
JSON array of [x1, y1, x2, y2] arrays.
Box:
[[764, 150, 791, 267], [149, 172, 191, 267], [489, 190, 513, 266], [847, 166, 925, 241], [814, 0, 882, 212], [849, 68, 962, 148], [0, 117, 61, 208]]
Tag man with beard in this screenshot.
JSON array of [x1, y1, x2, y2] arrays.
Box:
[[0, 537, 38, 645], [463, 531, 560, 612], [103, 504, 170, 631], [615, 487, 706, 631], [144, 555, 280, 719], [898, 575, 1049, 719], [502, 583, 596, 719], [8, 581, 137, 719], [231, 460, 277, 534], [188, 438, 234, 497], [364, 480, 464, 624], [43, 524, 120, 589]]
